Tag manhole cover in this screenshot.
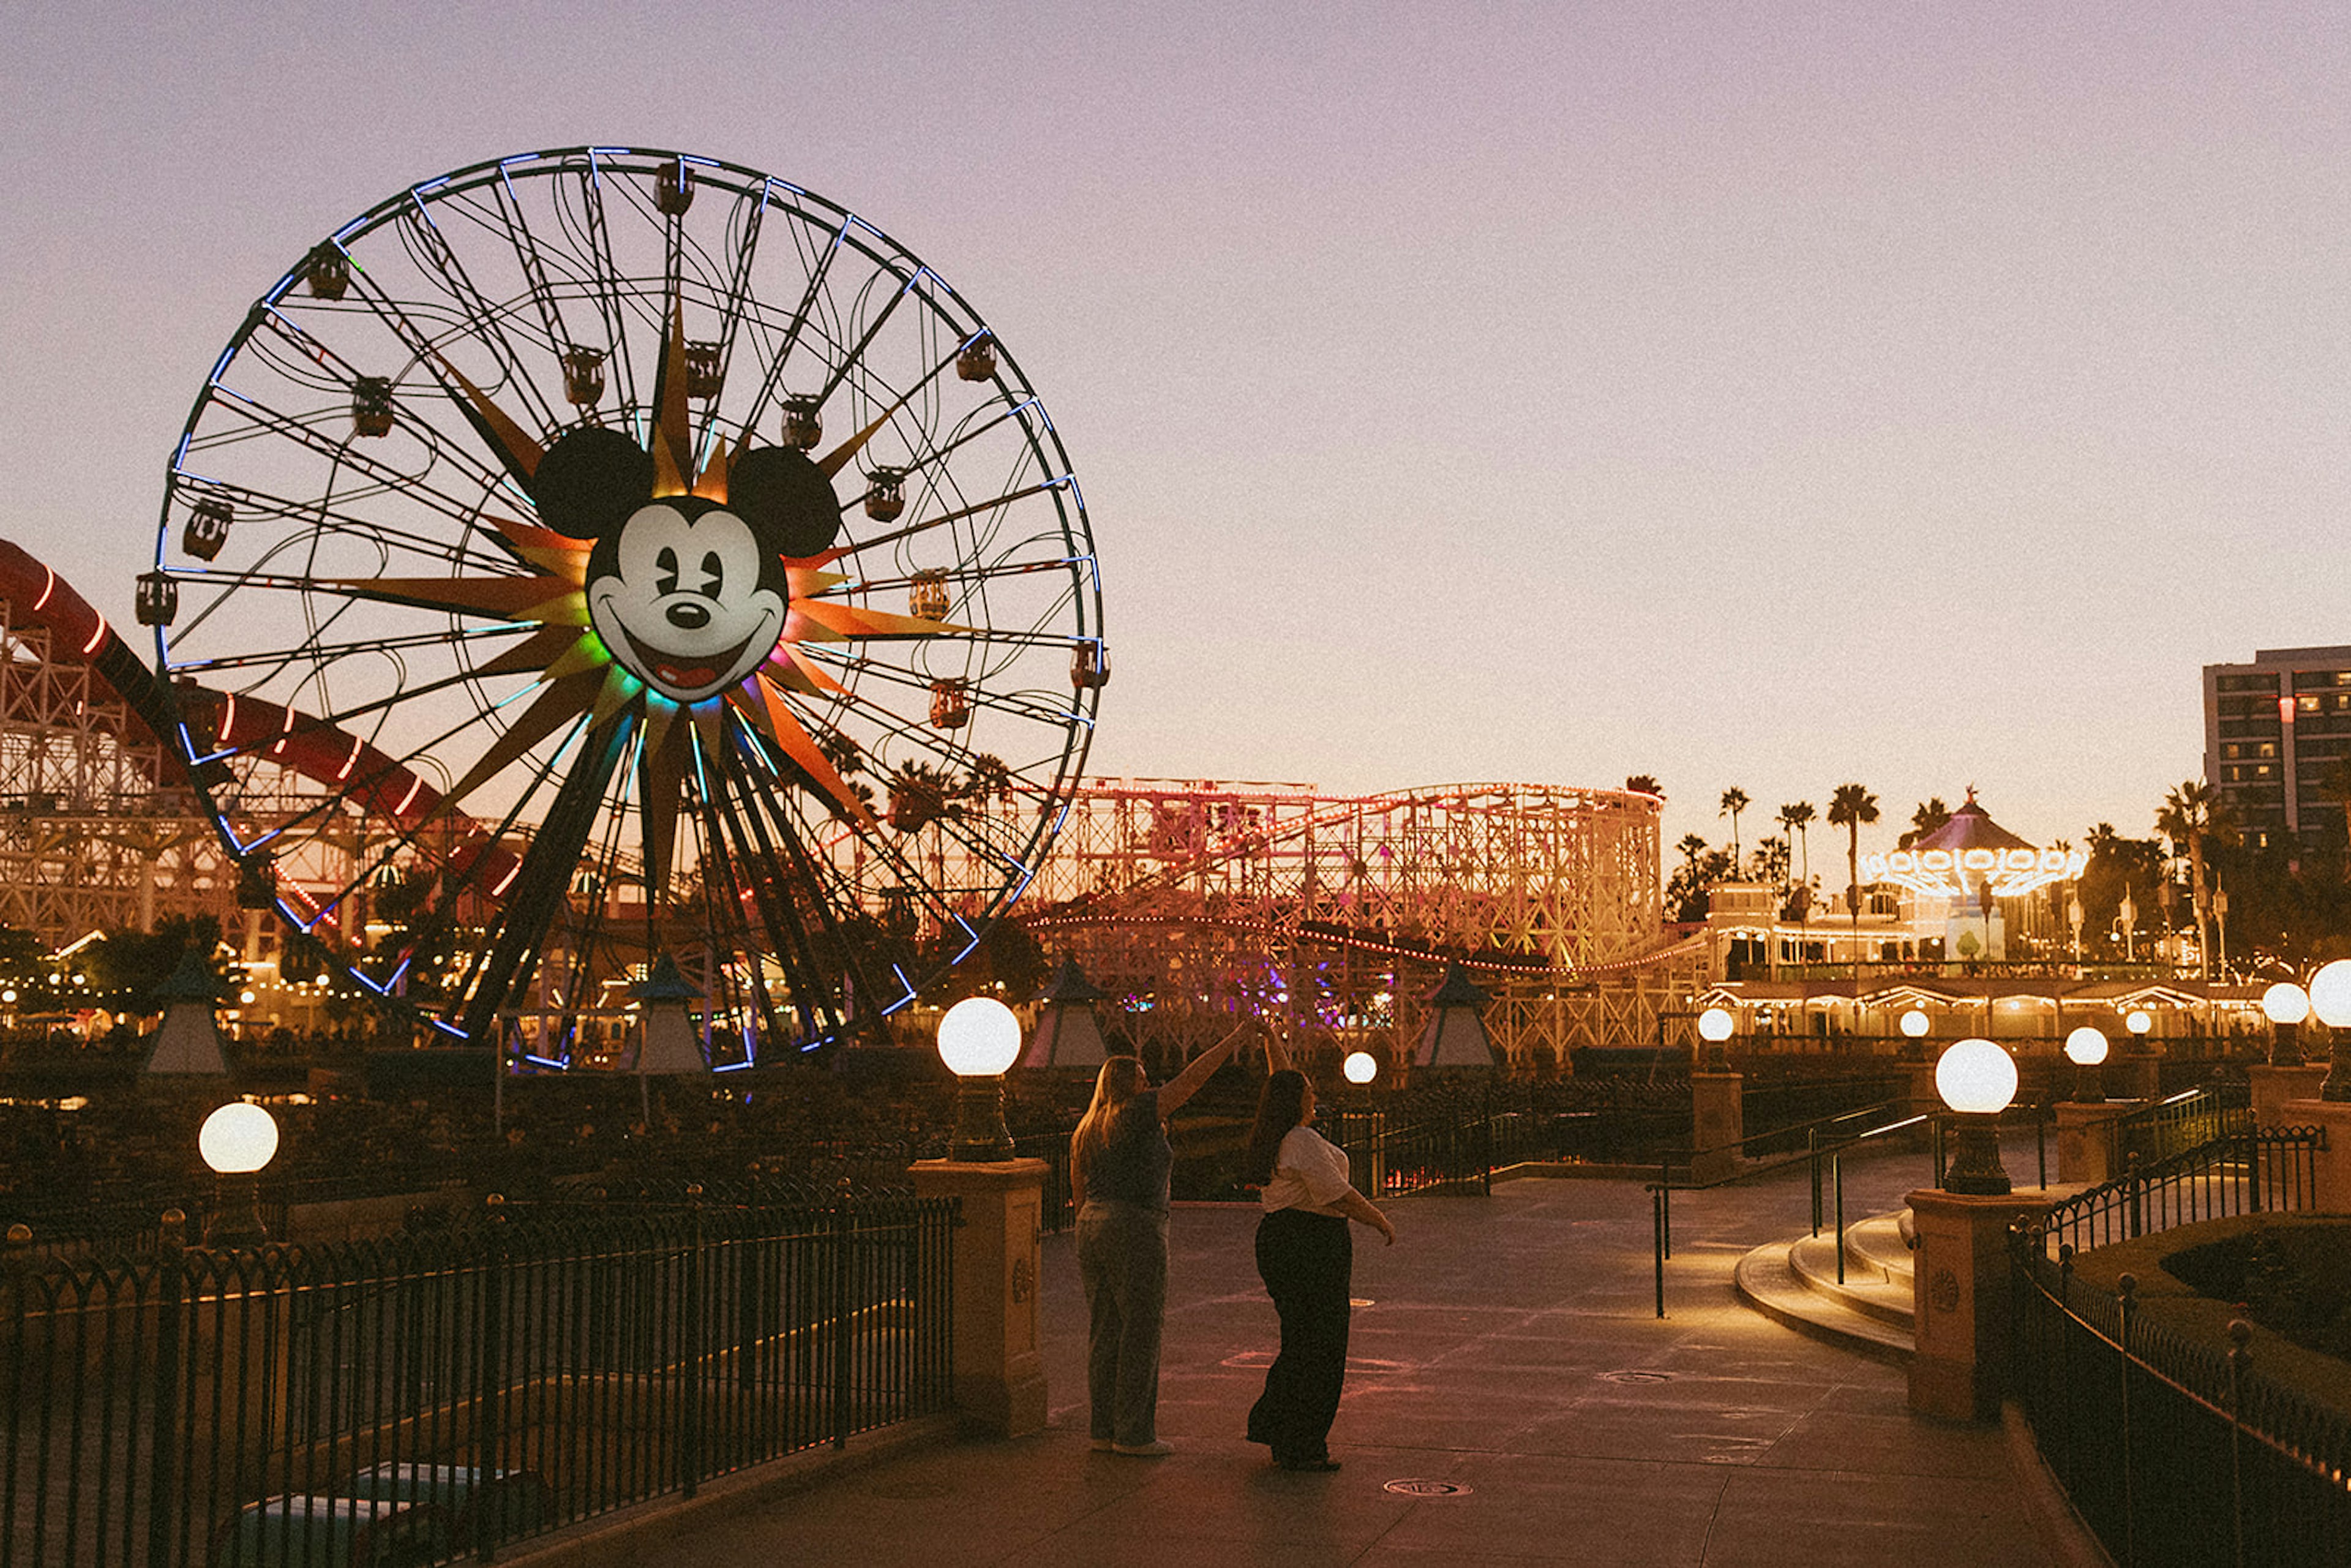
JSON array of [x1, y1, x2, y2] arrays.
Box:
[[1600, 1370, 1675, 1385], [1384, 1479, 1470, 1497]]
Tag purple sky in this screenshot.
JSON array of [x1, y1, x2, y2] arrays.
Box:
[[4, 1, 2345, 861]]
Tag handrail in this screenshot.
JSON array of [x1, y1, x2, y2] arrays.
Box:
[[1654, 1097, 1916, 1178], [2019, 1122, 2324, 1260], [2008, 1141, 2345, 1564], [1643, 1096, 2025, 1318]]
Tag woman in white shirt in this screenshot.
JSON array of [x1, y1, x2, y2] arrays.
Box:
[[1240, 1057, 1394, 1472]]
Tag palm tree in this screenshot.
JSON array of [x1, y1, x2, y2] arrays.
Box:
[[1719, 787, 1750, 868], [1827, 782, 1879, 939], [1624, 774, 1663, 798], [1676, 833, 1708, 885], [1898, 797, 1951, 850], [1777, 801, 1815, 904], [2154, 779, 2238, 980]]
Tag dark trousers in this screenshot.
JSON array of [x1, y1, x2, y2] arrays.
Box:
[[1248, 1208, 1351, 1463], [1077, 1201, 1169, 1446]]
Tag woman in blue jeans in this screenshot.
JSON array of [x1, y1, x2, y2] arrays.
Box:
[[1242, 1046, 1395, 1472], [1070, 1032, 1239, 1455]]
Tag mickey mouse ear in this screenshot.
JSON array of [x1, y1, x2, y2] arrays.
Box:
[[730, 446, 842, 558], [531, 426, 654, 540]]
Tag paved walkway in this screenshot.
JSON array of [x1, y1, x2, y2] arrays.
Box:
[[604, 1146, 2064, 1567]]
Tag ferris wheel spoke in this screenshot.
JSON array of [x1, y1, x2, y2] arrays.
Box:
[[817, 476, 1072, 565], [486, 168, 599, 393], [813, 331, 963, 483], [398, 197, 572, 438], [737, 212, 852, 430], [193, 384, 512, 531], [571, 155, 649, 416], [673, 773, 784, 1049], [454, 714, 633, 1043], [179, 474, 533, 574], [686, 183, 770, 460], [707, 739, 852, 1048], [167, 620, 534, 680], [834, 553, 1089, 602]]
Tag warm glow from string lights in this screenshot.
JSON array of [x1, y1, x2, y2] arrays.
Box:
[[1860, 845, 2087, 902]]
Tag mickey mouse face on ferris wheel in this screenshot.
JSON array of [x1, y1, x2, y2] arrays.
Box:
[[531, 426, 841, 704]]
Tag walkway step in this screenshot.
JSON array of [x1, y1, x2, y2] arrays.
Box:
[[1734, 1239, 1911, 1359], [1789, 1232, 1913, 1327], [1733, 1209, 1918, 1360]]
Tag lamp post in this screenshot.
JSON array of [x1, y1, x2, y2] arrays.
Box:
[[2067, 892, 2084, 964], [1342, 1050, 1378, 1086], [2262, 981, 2308, 1068], [1899, 1007, 1930, 1058], [937, 997, 1021, 1160], [1935, 1038, 2018, 1195], [1697, 1005, 1734, 1071], [2116, 888, 2137, 964], [2312, 960, 2351, 1102], [198, 1101, 279, 1247], [2063, 1026, 2109, 1103]]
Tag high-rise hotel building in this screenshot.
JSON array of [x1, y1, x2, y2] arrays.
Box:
[[2203, 645, 2351, 852]]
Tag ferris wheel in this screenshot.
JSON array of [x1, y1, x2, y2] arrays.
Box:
[[143, 147, 1105, 1060]]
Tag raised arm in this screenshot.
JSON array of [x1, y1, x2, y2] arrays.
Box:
[[1157, 1027, 1242, 1117], [1262, 1028, 1292, 1074]]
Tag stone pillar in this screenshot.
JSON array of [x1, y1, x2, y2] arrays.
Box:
[[2282, 1100, 2351, 1214], [1905, 1187, 2057, 1421], [2249, 1066, 2328, 1133], [909, 1159, 1048, 1437], [1690, 1072, 1742, 1184], [2053, 1101, 2136, 1187]]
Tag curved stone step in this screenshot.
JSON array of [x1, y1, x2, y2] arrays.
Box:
[[1734, 1238, 1912, 1360], [1789, 1231, 1914, 1327]]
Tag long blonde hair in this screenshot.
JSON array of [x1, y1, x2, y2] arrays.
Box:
[[1071, 1056, 1147, 1191]]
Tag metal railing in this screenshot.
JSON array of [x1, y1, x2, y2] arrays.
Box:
[[2107, 1084, 2249, 1171], [2019, 1125, 2323, 1261], [1644, 1098, 2018, 1318], [0, 1189, 957, 1568], [2009, 1131, 2342, 1567]]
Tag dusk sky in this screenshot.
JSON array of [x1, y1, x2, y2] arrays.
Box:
[[4, 1, 2345, 863]]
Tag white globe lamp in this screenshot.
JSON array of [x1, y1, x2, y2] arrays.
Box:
[[2063, 1026, 2109, 1103], [2311, 959, 2351, 1101], [1697, 1005, 1734, 1069], [2262, 981, 2309, 1068], [1934, 1038, 2017, 1195], [198, 1101, 279, 1246], [937, 997, 1022, 1160]]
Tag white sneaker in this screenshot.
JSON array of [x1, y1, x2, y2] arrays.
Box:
[[1112, 1440, 1175, 1457]]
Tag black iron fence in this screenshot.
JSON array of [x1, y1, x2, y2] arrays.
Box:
[[2022, 1126, 2323, 1260], [1, 1189, 957, 1568], [2107, 1084, 2250, 1172], [2009, 1126, 2342, 1567]]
